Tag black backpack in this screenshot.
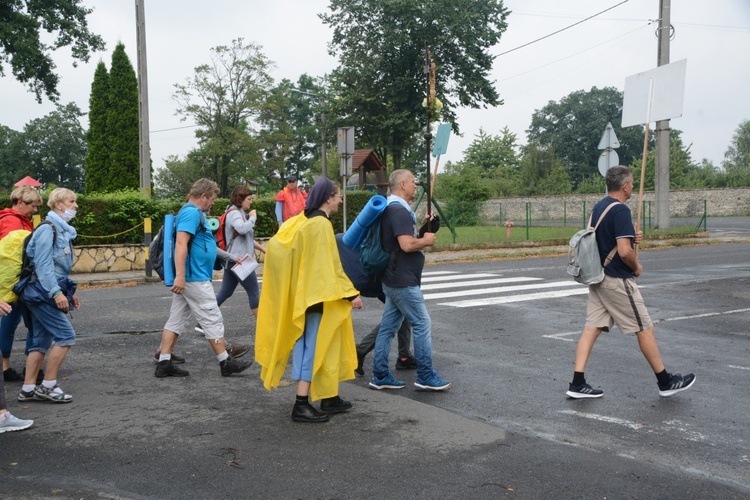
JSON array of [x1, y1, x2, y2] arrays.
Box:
[[14, 221, 58, 290]]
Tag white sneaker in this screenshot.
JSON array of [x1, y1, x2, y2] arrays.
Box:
[[0, 412, 33, 433]]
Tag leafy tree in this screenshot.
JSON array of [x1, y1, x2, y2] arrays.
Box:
[[630, 130, 694, 191], [723, 119, 750, 187], [173, 38, 273, 196], [681, 159, 725, 189], [107, 42, 140, 192], [321, 0, 509, 171], [153, 155, 201, 199], [526, 87, 649, 188], [0, 125, 26, 188], [460, 127, 520, 196], [517, 143, 571, 196], [20, 103, 87, 191], [0, 0, 105, 102], [85, 60, 110, 193], [436, 162, 493, 226]]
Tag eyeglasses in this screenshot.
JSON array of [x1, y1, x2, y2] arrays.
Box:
[[287, 180, 296, 184]]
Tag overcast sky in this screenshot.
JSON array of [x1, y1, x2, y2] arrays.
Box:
[[1, 0, 748, 178]]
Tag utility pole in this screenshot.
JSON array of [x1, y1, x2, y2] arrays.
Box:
[[655, 0, 671, 228], [135, 0, 151, 196]]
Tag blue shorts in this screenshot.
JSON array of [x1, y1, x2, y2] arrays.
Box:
[[25, 301, 76, 353]]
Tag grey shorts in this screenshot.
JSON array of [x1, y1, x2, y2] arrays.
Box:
[[163, 281, 224, 340], [586, 275, 653, 334]]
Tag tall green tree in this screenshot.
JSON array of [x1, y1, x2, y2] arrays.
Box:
[[85, 60, 110, 193], [517, 143, 571, 196], [526, 87, 648, 188], [0, 0, 105, 102], [0, 125, 26, 187], [173, 38, 273, 196], [722, 119, 750, 187], [107, 42, 139, 191], [321, 0, 509, 172], [631, 130, 694, 191], [461, 127, 520, 196], [21, 103, 87, 191]]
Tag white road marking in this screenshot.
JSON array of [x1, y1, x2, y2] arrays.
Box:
[[559, 410, 646, 430], [656, 307, 750, 323], [437, 287, 589, 307], [728, 365, 750, 371], [421, 273, 501, 283], [420, 276, 541, 291], [542, 331, 580, 342]]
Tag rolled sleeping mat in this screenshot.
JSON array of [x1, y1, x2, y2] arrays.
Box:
[[342, 195, 387, 249], [163, 214, 176, 287]]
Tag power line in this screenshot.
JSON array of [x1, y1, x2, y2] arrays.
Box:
[[497, 0, 630, 57], [151, 124, 199, 133]]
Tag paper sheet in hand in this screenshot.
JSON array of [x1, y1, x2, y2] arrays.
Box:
[[231, 255, 258, 280]]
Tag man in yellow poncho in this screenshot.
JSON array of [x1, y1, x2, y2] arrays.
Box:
[[256, 177, 362, 423]]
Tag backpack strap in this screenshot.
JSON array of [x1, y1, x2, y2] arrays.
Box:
[[592, 201, 621, 269]]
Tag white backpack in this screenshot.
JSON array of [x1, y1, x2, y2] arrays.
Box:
[[567, 202, 620, 285]]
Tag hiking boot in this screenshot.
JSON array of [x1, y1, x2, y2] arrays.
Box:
[[396, 354, 418, 370], [220, 356, 253, 377], [226, 342, 250, 359], [17, 388, 40, 402], [153, 351, 186, 364], [0, 412, 33, 433], [34, 384, 73, 403], [566, 381, 604, 399], [658, 372, 696, 397], [369, 372, 405, 390], [320, 396, 352, 414], [414, 372, 451, 391], [3, 367, 23, 382], [155, 360, 189, 378], [355, 354, 365, 377]]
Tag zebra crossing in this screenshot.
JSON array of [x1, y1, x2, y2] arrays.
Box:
[[421, 270, 588, 308]]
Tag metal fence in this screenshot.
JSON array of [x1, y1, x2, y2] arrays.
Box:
[[426, 199, 707, 246]]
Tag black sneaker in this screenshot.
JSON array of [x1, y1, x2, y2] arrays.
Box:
[[225, 342, 250, 359], [155, 360, 189, 378], [395, 354, 418, 370], [220, 356, 253, 377], [21, 367, 44, 385], [658, 372, 696, 397], [153, 351, 186, 364], [566, 382, 604, 399], [3, 367, 24, 382]]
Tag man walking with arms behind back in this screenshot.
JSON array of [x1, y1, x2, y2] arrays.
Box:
[[370, 169, 450, 392], [566, 165, 695, 399]]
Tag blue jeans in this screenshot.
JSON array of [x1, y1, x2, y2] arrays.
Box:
[[291, 311, 322, 382], [373, 284, 434, 382], [216, 269, 260, 310], [0, 302, 33, 359]]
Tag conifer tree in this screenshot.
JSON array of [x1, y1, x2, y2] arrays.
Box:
[[85, 60, 110, 193], [107, 42, 139, 191]]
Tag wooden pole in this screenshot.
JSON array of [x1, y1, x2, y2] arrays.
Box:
[[430, 156, 441, 199]]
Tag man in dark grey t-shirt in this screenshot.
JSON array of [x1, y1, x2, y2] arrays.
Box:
[[369, 169, 451, 392]]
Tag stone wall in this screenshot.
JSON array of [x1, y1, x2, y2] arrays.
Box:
[[480, 188, 750, 221], [72, 238, 270, 274]]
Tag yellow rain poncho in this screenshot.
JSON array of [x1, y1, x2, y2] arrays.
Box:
[[0, 229, 31, 302], [255, 212, 359, 401]]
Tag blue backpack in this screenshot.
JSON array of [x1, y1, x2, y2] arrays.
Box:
[[359, 202, 399, 278]]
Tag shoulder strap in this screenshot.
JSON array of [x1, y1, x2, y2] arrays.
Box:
[[592, 201, 620, 231]]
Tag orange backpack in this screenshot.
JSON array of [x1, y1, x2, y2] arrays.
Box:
[[215, 208, 239, 251]]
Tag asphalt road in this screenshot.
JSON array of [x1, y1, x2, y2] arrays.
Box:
[[1, 242, 749, 499]]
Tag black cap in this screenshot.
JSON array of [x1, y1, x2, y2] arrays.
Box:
[[287, 176, 297, 183]]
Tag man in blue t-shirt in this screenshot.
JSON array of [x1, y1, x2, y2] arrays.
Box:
[[369, 169, 450, 392], [154, 178, 253, 378], [566, 166, 695, 399]]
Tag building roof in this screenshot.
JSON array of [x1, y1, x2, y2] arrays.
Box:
[[351, 149, 384, 172], [14, 176, 41, 187]]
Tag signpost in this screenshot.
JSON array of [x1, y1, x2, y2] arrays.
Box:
[[430, 123, 451, 198], [597, 122, 620, 177], [337, 126, 355, 230]]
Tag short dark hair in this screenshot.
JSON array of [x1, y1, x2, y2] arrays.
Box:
[[605, 165, 632, 192], [230, 186, 252, 207]]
